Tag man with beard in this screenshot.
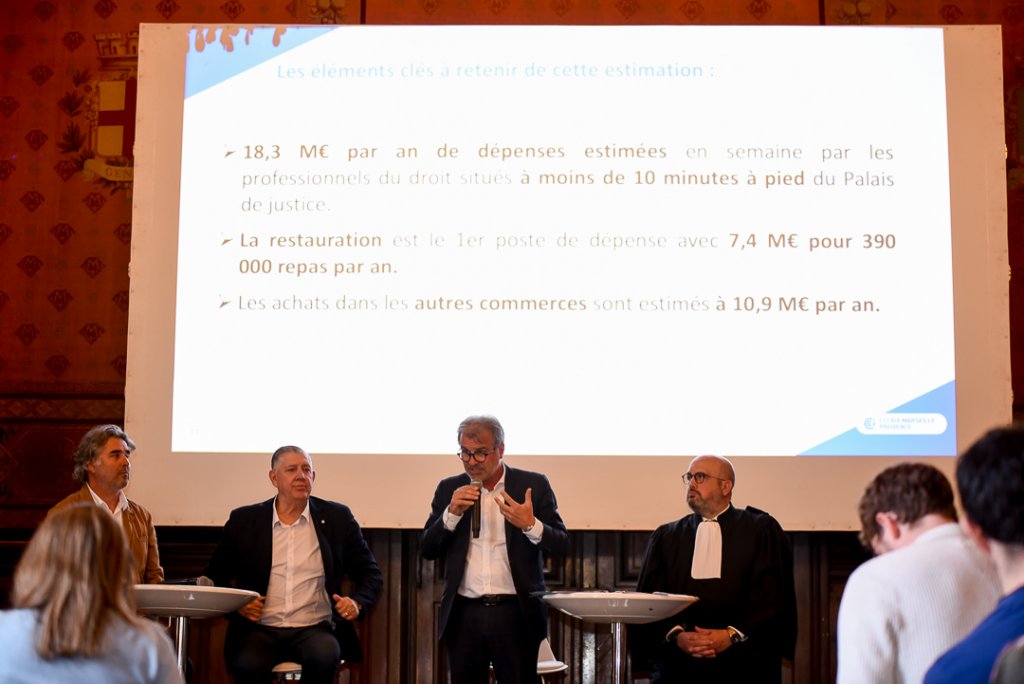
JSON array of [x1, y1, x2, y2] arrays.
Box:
[[629, 455, 796, 683], [50, 424, 164, 584]]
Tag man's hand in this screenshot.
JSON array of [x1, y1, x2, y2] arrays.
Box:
[[496, 487, 536, 531], [695, 627, 733, 655], [448, 483, 481, 516], [333, 593, 361, 621], [238, 595, 265, 622], [675, 629, 716, 658]]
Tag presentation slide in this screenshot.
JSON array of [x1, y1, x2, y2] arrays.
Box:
[[174, 25, 953, 456], [127, 25, 1010, 529]]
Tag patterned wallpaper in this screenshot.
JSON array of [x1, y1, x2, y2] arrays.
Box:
[[1, 0, 1021, 396]]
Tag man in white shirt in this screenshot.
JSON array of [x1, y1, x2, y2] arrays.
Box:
[[421, 415, 569, 683], [837, 462, 1000, 684], [205, 446, 382, 684]]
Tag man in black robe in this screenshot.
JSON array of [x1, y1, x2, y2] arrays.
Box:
[[629, 455, 796, 683]]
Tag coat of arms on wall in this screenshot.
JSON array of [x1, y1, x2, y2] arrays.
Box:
[[59, 31, 138, 192]]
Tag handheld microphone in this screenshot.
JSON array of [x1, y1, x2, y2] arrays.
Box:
[[471, 479, 483, 538]]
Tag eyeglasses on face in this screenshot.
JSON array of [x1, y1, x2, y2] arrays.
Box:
[[457, 447, 492, 463], [681, 472, 727, 485]]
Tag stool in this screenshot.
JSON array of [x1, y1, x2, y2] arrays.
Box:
[[272, 661, 302, 682]]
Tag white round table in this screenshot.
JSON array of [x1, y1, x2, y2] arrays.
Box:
[[134, 584, 260, 674], [540, 591, 698, 684]]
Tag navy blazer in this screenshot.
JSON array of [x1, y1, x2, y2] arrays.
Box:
[[204, 495, 382, 662], [421, 464, 569, 646]]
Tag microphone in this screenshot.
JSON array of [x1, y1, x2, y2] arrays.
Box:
[[471, 479, 483, 538]]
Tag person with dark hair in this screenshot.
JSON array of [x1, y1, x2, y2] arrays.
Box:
[[925, 425, 1024, 684], [204, 446, 382, 684], [49, 423, 163, 584], [421, 415, 569, 683], [837, 463, 999, 684], [628, 455, 797, 683], [0, 504, 181, 683]]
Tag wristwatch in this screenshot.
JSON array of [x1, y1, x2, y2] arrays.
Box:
[[727, 626, 747, 644]]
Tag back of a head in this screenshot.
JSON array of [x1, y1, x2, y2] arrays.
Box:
[[13, 504, 137, 659], [957, 425, 1024, 546], [857, 462, 957, 549]]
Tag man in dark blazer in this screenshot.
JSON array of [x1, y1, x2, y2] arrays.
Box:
[[421, 415, 569, 683], [204, 446, 382, 684]]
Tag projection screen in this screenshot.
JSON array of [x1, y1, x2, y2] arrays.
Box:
[[126, 24, 1010, 530]]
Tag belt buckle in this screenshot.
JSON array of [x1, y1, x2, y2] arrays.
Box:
[[482, 594, 500, 606]]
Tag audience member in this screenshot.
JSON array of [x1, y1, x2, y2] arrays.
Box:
[[837, 463, 1000, 683], [925, 425, 1024, 684], [0, 504, 181, 683]]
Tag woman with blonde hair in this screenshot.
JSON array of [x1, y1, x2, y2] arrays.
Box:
[[0, 503, 181, 683]]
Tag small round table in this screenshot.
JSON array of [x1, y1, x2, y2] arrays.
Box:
[[134, 584, 260, 675], [540, 591, 698, 684]]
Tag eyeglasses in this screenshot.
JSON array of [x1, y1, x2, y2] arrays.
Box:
[[682, 472, 728, 485], [458, 447, 492, 463]]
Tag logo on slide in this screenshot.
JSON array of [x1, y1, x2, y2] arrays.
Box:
[[857, 413, 948, 436]]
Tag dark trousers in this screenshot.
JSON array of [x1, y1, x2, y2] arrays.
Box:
[[226, 620, 341, 684], [446, 597, 540, 684]]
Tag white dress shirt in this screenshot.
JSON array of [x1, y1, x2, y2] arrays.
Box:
[[261, 499, 332, 627], [443, 472, 543, 598]]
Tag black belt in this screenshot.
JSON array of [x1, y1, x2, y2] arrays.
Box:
[[461, 594, 517, 606]]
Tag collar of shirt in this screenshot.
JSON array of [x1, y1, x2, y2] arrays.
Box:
[[272, 497, 311, 528], [86, 483, 129, 520]]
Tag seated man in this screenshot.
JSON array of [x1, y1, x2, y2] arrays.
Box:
[[628, 455, 796, 683], [204, 446, 382, 684], [925, 426, 1024, 684], [837, 463, 1000, 684], [50, 424, 164, 584]]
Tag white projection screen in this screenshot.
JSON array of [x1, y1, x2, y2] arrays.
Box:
[[127, 24, 1011, 530]]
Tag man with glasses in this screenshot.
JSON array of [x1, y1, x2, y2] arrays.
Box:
[[629, 455, 796, 683], [421, 415, 569, 683]]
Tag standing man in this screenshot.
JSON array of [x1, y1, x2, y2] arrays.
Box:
[[837, 463, 1000, 684], [204, 446, 382, 684], [50, 423, 164, 584], [629, 455, 796, 683], [421, 415, 569, 683], [925, 425, 1024, 684]]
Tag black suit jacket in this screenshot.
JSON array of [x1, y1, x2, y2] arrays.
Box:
[[420, 464, 569, 646], [204, 495, 383, 662]]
